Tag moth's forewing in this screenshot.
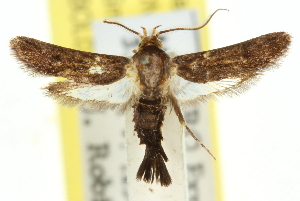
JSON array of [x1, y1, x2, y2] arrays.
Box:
[[173, 32, 291, 83], [10, 36, 131, 85], [171, 32, 291, 103]]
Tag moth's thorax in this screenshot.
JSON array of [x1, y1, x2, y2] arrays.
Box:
[[132, 45, 171, 98]]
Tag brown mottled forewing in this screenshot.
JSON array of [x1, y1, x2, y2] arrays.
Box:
[[10, 36, 131, 85], [173, 32, 291, 90]]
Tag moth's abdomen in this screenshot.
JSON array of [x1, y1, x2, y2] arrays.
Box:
[[133, 98, 171, 186]]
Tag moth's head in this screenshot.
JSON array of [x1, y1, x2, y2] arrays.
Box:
[[134, 26, 163, 52]]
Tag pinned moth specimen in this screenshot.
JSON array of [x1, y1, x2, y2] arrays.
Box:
[[10, 9, 291, 186]]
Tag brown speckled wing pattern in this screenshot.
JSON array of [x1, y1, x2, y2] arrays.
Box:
[[10, 36, 131, 85]]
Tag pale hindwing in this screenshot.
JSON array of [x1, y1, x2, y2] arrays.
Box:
[[170, 75, 245, 106], [70, 78, 133, 102], [46, 76, 136, 111]]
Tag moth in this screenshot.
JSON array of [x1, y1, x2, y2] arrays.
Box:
[[10, 9, 291, 187]]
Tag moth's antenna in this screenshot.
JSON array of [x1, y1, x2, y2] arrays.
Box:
[[156, 8, 228, 36], [104, 19, 141, 37]]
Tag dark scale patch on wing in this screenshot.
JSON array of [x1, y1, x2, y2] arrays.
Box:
[[173, 32, 291, 84], [10, 36, 131, 85]]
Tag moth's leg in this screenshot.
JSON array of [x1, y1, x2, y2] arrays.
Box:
[[169, 94, 216, 160]]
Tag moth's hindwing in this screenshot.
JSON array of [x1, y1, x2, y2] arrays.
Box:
[[44, 77, 136, 111]]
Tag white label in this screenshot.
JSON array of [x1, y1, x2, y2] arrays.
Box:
[[79, 9, 217, 201]]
